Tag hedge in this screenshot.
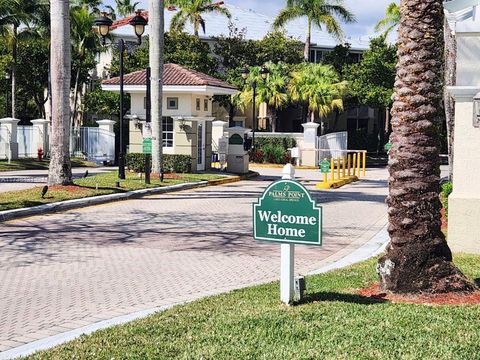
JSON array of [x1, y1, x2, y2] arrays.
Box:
[[250, 136, 296, 164], [126, 153, 192, 173]]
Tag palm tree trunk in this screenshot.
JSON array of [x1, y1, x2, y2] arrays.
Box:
[[11, 24, 17, 119], [377, 0, 473, 293], [444, 18, 456, 182], [304, 18, 311, 61], [48, 0, 72, 186], [71, 62, 82, 131], [150, 0, 165, 174]]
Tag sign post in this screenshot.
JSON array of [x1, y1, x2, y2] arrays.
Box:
[[253, 164, 322, 304], [320, 158, 330, 183]]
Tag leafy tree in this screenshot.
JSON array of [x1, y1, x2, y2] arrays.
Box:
[[84, 81, 120, 120], [253, 31, 304, 66], [114, 0, 140, 17], [375, 2, 400, 37], [234, 62, 290, 132], [289, 63, 346, 130], [108, 32, 218, 77], [166, 0, 231, 37], [345, 37, 396, 110], [377, 0, 474, 294], [322, 43, 355, 76], [273, 0, 355, 60]]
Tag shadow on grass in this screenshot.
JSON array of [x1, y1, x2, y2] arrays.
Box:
[[295, 291, 388, 306], [474, 278, 480, 287]]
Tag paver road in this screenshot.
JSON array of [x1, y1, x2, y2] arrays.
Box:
[[0, 167, 388, 353]]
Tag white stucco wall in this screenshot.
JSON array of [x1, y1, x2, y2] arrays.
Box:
[[456, 35, 480, 86]]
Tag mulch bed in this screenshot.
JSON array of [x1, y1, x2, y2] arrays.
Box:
[[150, 173, 184, 180], [358, 283, 480, 305]]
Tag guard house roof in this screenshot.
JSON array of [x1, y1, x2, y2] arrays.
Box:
[[102, 63, 238, 95], [110, 3, 370, 52]]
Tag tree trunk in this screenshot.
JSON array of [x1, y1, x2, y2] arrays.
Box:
[[304, 19, 311, 62], [444, 19, 456, 182], [11, 24, 17, 119], [71, 62, 82, 131], [48, 0, 72, 186], [269, 107, 277, 133], [377, 0, 474, 294], [150, 0, 165, 174]]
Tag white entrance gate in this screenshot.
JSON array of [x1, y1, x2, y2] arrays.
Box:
[[316, 131, 348, 164]]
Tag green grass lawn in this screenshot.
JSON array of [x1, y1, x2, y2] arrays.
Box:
[[0, 171, 226, 211], [25, 255, 480, 360], [0, 158, 96, 172]]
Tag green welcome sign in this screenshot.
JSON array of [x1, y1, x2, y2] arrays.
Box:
[[253, 180, 322, 246]]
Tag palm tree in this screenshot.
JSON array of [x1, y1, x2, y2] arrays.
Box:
[[234, 62, 290, 133], [289, 63, 346, 133], [0, 0, 46, 119], [70, 3, 101, 129], [114, 0, 140, 18], [375, 2, 400, 37], [273, 0, 355, 61], [167, 0, 231, 37], [49, 0, 72, 185], [376, 0, 474, 293]]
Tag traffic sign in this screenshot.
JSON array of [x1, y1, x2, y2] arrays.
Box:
[[143, 138, 152, 154], [253, 179, 322, 246], [320, 159, 330, 173]]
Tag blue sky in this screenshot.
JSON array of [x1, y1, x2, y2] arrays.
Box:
[[103, 0, 397, 38]]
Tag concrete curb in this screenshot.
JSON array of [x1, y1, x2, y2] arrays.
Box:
[[0, 172, 259, 223], [0, 222, 389, 360]]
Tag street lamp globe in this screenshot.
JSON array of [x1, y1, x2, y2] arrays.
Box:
[[260, 65, 269, 81], [94, 12, 113, 44], [129, 10, 148, 44], [240, 67, 250, 80]]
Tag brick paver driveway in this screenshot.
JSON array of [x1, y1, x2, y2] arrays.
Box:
[[0, 167, 388, 352]]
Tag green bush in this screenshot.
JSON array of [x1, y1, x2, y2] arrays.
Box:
[[126, 153, 192, 173], [250, 136, 296, 164], [441, 181, 453, 217]]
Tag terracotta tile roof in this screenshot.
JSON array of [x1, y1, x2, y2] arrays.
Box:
[[102, 63, 237, 90]]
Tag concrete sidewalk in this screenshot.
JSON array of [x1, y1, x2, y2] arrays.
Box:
[[0, 165, 389, 357]]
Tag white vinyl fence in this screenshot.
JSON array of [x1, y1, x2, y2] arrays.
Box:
[[17, 125, 37, 158]]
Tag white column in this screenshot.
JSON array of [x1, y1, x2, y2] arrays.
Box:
[[31, 119, 50, 154], [0, 117, 20, 161], [212, 120, 227, 150], [280, 163, 295, 305], [301, 122, 320, 167], [96, 119, 116, 133]]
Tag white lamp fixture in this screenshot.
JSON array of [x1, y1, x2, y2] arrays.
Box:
[[474, 92, 480, 128]]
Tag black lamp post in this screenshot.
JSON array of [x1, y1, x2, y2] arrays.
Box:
[[240, 65, 269, 149], [4, 70, 10, 117], [94, 10, 147, 180]]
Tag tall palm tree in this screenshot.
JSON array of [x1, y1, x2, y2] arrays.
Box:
[[375, 2, 400, 37], [289, 63, 346, 133], [114, 0, 140, 18], [377, 0, 474, 293], [273, 0, 355, 61], [49, 0, 72, 185], [167, 0, 231, 37], [70, 3, 101, 129], [234, 62, 290, 133], [0, 0, 46, 119]]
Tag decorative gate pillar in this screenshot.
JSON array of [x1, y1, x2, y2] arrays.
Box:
[[447, 87, 480, 254], [97, 119, 116, 133], [301, 122, 319, 167], [31, 119, 50, 155], [0, 117, 20, 160]]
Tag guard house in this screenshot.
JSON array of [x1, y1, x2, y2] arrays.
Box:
[[102, 63, 237, 172], [444, 0, 480, 253]]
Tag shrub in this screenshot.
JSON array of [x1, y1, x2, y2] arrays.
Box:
[[441, 181, 453, 217], [126, 153, 192, 173], [250, 136, 297, 164]]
